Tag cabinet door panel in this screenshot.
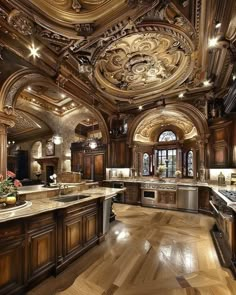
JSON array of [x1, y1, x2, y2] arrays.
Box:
[[94, 154, 104, 181], [83, 156, 92, 179], [84, 211, 97, 244], [28, 227, 56, 278], [65, 217, 83, 255], [0, 240, 24, 294]]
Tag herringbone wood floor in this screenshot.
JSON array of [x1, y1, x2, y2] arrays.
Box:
[[28, 204, 236, 295]]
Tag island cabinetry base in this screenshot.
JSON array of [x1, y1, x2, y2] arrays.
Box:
[[0, 222, 25, 295], [56, 199, 100, 274], [0, 198, 103, 294], [26, 212, 56, 288]]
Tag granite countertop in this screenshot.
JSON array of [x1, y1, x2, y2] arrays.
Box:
[[0, 187, 125, 223], [103, 178, 209, 186]]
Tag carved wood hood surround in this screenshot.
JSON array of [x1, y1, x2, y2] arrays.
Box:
[[94, 29, 194, 101]]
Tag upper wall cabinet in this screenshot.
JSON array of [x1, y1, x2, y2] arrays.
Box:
[[208, 119, 234, 168], [109, 139, 131, 168]]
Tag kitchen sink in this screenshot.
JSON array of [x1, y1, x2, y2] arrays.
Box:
[[53, 194, 90, 202]]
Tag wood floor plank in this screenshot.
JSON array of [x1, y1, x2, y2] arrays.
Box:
[[27, 204, 236, 295]]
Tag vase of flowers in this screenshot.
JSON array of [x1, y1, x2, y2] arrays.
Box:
[[156, 165, 166, 181], [175, 170, 182, 182], [0, 171, 22, 206]]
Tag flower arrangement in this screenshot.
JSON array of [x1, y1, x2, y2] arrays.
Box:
[[0, 171, 22, 197], [156, 165, 166, 174], [175, 170, 182, 177]]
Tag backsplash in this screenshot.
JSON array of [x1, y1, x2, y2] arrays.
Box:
[[209, 169, 236, 184]]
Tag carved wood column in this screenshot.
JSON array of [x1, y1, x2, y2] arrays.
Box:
[[0, 112, 15, 178]]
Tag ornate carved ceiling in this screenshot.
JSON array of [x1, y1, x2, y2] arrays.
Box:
[[19, 83, 79, 116], [0, 0, 235, 115], [134, 109, 197, 143], [7, 109, 51, 140], [94, 30, 194, 101]]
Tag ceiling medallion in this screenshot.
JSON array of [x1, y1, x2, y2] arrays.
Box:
[[94, 27, 194, 101]]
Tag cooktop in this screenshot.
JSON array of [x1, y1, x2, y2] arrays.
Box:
[[219, 190, 236, 202]]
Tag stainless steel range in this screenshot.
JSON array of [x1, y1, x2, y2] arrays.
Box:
[[141, 182, 159, 207], [219, 190, 236, 202]]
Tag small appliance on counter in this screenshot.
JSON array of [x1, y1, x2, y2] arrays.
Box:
[[218, 171, 226, 186], [230, 173, 236, 185]]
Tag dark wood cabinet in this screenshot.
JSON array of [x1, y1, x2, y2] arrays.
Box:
[[83, 210, 97, 245], [64, 215, 83, 256], [0, 239, 25, 295], [208, 119, 233, 168], [110, 139, 131, 168], [27, 212, 56, 285], [0, 198, 103, 294], [57, 200, 99, 273], [198, 187, 212, 214], [124, 182, 140, 204], [71, 142, 106, 181]]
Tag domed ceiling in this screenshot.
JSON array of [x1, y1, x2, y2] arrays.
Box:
[[94, 29, 194, 101], [134, 109, 197, 143]]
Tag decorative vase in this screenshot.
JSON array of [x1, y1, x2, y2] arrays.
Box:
[[6, 196, 16, 205]]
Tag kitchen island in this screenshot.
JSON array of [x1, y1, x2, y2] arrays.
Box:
[[0, 187, 124, 295]]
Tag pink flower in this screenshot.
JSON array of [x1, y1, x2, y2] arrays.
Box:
[[14, 179, 22, 187], [7, 171, 16, 178]]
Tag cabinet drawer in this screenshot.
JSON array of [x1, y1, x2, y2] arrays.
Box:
[[27, 212, 55, 231], [0, 222, 24, 240]]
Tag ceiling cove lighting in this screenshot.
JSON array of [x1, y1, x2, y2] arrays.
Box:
[[29, 44, 40, 58]]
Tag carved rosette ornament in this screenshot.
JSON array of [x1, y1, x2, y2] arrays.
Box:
[[94, 28, 194, 101], [7, 9, 34, 36]]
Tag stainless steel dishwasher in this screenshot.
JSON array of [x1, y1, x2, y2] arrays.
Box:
[[177, 186, 198, 211]]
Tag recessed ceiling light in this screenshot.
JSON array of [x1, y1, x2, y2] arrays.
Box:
[[71, 102, 75, 107], [62, 106, 66, 110], [215, 21, 221, 29], [138, 106, 143, 110], [233, 75, 236, 81], [32, 98, 35, 102], [203, 80, 211, 87], [29, 44, 40, 58], [61, 93, 66, 99], [55, 108, 58, 111], [178, 92, 184, 98], [208, 37, 218, 47], [27, 86, 32, 91]]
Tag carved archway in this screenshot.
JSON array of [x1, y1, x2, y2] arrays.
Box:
[[0, 69, 110, 144], [128, 102, 209, 145]]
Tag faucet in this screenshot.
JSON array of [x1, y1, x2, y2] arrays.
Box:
[[58, 183, 63, 197]]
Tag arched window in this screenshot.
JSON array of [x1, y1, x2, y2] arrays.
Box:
[[158, 130, 176, 142], [142, 153, 150, 176], [186, 150, 193, 177]]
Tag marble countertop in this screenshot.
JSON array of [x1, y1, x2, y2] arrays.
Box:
[[0, 187, 125, 223]]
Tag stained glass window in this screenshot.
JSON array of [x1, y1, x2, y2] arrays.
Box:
[[142, 153, 150, 176], [187, 150, 193, 177], [158, 131, 176, 142]]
